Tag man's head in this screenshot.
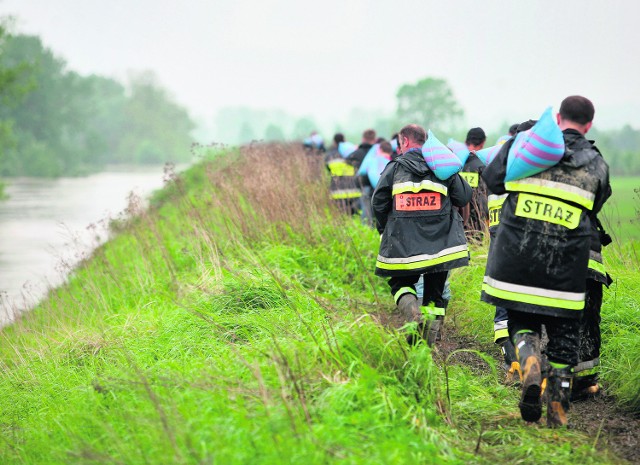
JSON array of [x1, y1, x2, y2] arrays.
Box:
[[362, 129, 377, 144], [465, 127, 486, 151], [508, 124, 519, 136], [379, 141, 393, 157], [333, 133, 345, 145], [398, 124, 426, 154], [557, 95, 595, 134]]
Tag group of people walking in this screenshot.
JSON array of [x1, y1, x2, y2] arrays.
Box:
[[319, 95, 612, 428]]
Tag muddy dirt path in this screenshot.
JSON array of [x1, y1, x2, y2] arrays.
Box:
[[374, 307, 640, 464]]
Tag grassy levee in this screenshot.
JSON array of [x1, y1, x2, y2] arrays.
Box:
[[0, 144, 636, 464]]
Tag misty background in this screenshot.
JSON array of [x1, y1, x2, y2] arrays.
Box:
[[1, 0, 639, 176]]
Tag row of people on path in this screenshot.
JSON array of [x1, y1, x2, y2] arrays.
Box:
[[319, 95, 612, 429]]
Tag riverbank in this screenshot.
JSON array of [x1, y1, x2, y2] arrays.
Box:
[[0, 144, 638, 464], [0, 165, 176, 322]]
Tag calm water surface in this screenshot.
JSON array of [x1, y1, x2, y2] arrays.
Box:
[[0, 165, 176, 325]]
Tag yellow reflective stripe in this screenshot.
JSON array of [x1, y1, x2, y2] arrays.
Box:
[[394, 287, 416, 304], [376, 249, 468, 271], [460, 172, 479, 188], [514, 193, 581, 229], [482, 277, 585, 310], [505, 179, 595, 210], [488, 194, 508, 209], [494, 328, 510, 342], [327, 160, 355, 176], [588, 259, 606, 275], [421, 305, 446, 316], [392, 180, 448, 196], [332, 190, 361, 199]]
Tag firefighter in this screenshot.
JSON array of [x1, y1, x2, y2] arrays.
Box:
[[372, 124, 472, 346], [481, 96, 611, 427], [458, 127, 489, 242], [487, 120, 537, 383], [325, 133, 361, 214]]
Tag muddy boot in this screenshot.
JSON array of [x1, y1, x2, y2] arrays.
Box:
[[499, 338, 522, 385], [547, 366, 573, 427], [571, 372, 599, 403], [422, 315, 444, 347], [514, 332, 542, 422], [398, 294, 422, 345]]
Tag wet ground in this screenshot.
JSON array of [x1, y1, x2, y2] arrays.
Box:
[[373, 306, 640, 464]]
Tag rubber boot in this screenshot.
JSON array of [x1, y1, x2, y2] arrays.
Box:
[[547, 366, 573, 427], [423, 315, 444, 347], [571, 372, 599, 403], [514, 332, 542, 422], [398, 294, 422, 345], [397, 293, 421, 324], [499, 338, 522, 385]]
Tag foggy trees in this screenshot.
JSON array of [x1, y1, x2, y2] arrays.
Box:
[[396, 77, 464, 131], [0, 32, 195, 177]]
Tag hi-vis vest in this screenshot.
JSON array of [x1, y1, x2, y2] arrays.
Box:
[[373, 152, 470, 278], [327, 158, 361, 200]]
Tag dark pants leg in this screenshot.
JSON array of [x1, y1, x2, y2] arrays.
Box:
[[577, 280, 602, 370], [508, 309, 580, 367], [421, 271, 448, 312], [493, 306, 509, 342], [388, 275, 420, 305]]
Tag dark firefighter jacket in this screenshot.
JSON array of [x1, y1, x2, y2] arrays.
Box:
[[458, 153, 489, 233], [325, 148, 361, 201], [480, 129, 611, 319], [372, 148, 472, 277]]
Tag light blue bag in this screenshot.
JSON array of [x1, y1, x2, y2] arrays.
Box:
[[505, 107, 565, 182], [422, 130, 464, 180]]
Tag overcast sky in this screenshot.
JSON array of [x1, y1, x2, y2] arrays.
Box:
[[2, 0, 639, 135]]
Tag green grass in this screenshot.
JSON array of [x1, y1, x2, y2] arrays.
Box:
[[601, 176, 640, 242], [0, 145, 637, 464]]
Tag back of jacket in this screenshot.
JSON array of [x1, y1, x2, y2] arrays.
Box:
[[481, 129, 610, 318], [372, 149, 472, 277]]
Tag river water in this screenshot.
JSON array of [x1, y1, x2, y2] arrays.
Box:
[[0, 165, 176, 326]]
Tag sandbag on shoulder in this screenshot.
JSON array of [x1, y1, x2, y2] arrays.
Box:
[[505, 107, 565, 182], [338, 141, 357, 158], [422, 130, 464, 180], [447, 138, 471, 165]]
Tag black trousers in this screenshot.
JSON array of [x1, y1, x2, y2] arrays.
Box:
[[507, 309, 581, 366], [388, 271, 448, 308], [577, 280, 602, 368]]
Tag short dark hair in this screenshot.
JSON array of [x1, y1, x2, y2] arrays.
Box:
[[508, 124, 519, 136], [379, 141, 393, 154], [363, 129, 377, 143], [399, 124, 426, 145], [559, 95, 595, 125], [333, 133, 345, 144], [465, 127, 486, 145]]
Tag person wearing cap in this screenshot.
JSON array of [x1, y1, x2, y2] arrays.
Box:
[[372, 124, 471, 346], [481, 96, 611, 427], [458, 127, 489, 241]]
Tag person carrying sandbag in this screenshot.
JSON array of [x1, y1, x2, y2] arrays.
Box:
[[372, 124, 472, 346], [480, 96, 611, 427]]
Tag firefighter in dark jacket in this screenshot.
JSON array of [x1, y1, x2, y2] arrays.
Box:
[[487, 120, 537, 382], [458, 127, 489, 241], [372, 124, 472, 346], [481, 96, 611, 427], [572, 212, 613, 399], [325, 133, 361, 214]]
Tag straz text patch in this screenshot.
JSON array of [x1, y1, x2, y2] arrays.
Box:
[[395, 192, 442, 211], [515, 193, 581, 229]]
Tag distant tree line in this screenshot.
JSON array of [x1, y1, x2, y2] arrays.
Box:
[[0, 24, 195, 177]]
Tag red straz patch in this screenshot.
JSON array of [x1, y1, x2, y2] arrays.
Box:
[[395, 192, 442, 211]]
